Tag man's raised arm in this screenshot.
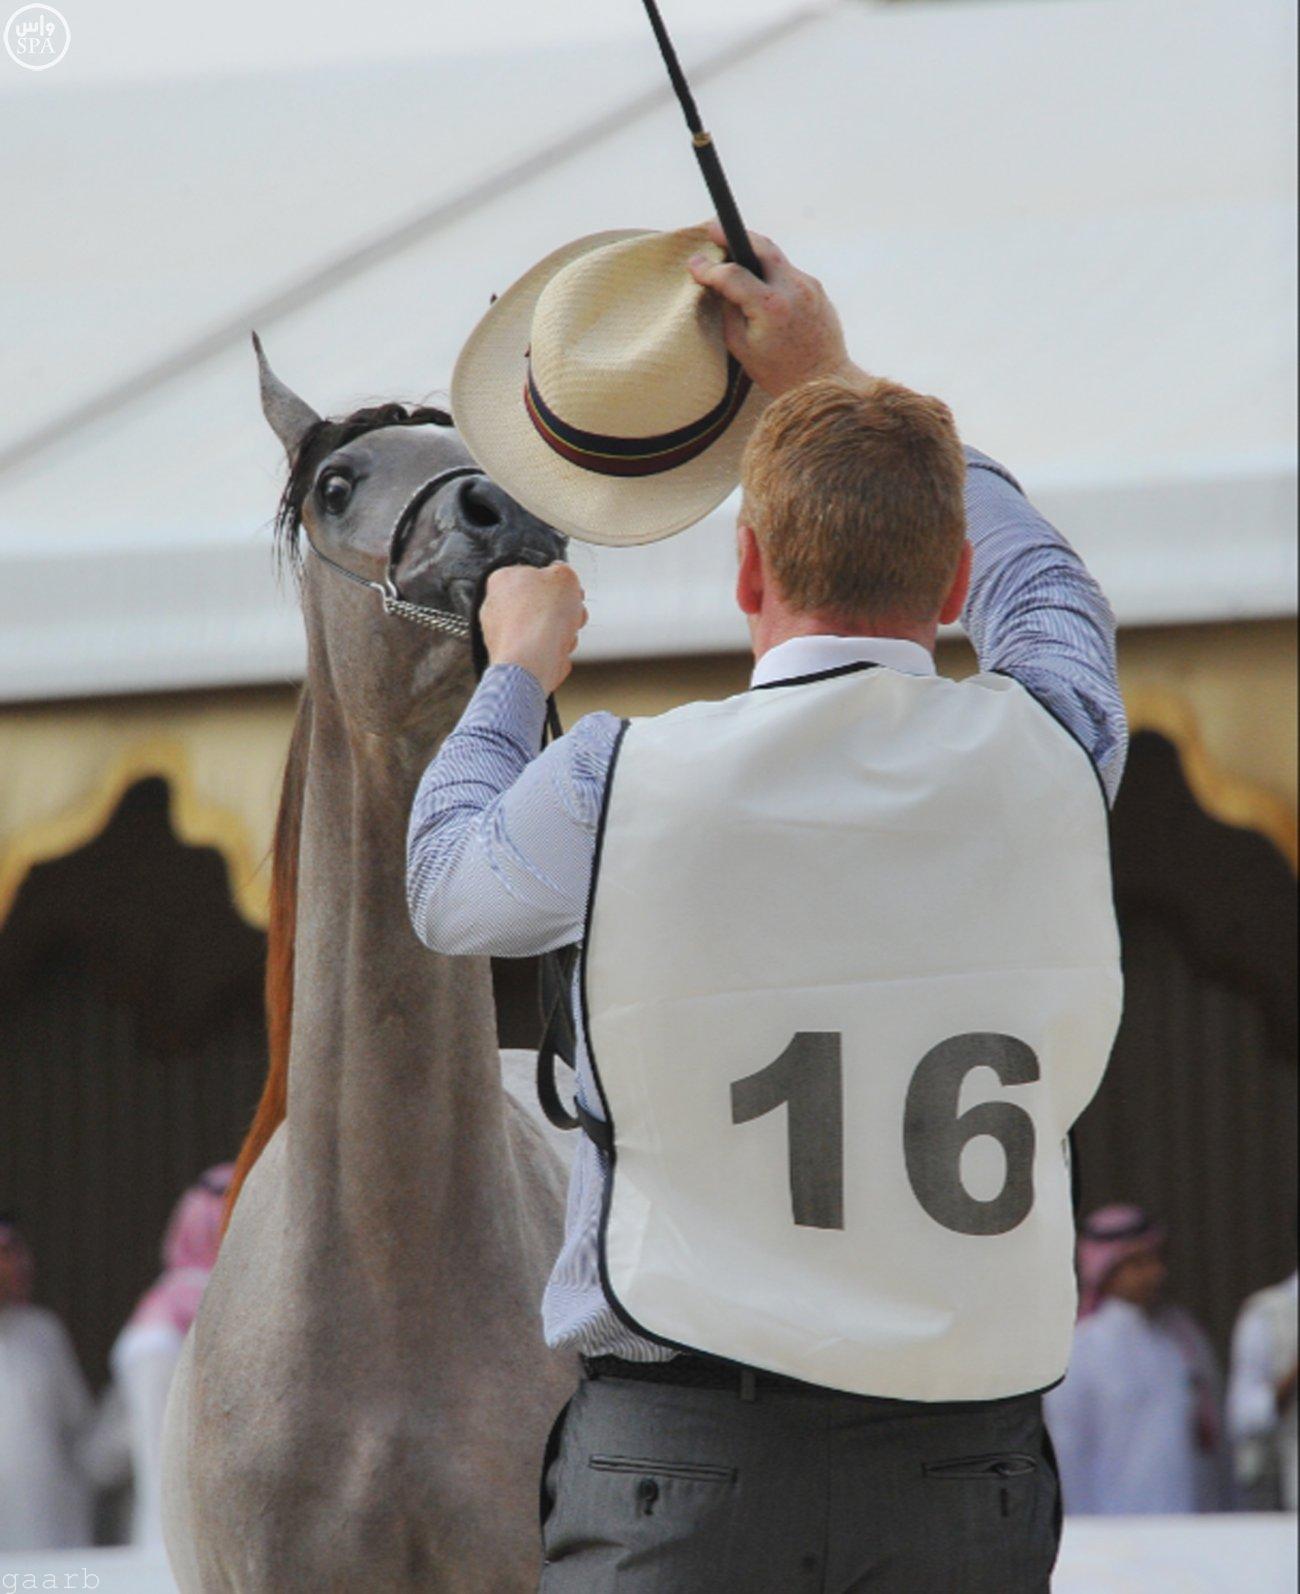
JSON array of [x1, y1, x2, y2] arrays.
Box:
[[691, 222, 1127, 803], [960, 451, 1127, 804]]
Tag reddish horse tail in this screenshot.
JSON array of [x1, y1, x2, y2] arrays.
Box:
[[223, 690, 311, 1233]]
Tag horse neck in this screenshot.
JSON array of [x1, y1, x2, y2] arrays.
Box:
[[285, 686, 513, 1257]]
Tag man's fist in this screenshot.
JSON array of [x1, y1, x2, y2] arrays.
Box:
[[687, 221, 869, 398], [480, 563, 588, 696]]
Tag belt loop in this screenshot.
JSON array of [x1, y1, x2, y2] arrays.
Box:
[[739, 1366, 757, 1403]]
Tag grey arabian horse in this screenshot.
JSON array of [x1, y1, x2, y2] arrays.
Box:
[[161, 340, 579, 1592]]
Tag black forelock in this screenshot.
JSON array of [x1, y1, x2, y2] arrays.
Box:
[[272, 401, 454, 578]]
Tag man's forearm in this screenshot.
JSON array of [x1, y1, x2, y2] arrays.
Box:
[[960, 451, 1127, 804], [406, 663, 548, 949], [406, 666, 616, 958]]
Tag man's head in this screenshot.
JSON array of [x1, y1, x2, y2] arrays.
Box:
[[1077, 1204, 1169, 1317], [0, 1214, 34, 1309], [735, 375, 971, 654], [1104, 1242, 1169, 1312]]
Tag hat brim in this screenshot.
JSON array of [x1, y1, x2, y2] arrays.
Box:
[[450, 230, 767, 547]]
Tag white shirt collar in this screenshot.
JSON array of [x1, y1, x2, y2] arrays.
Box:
[[750, 633, 936, 689]]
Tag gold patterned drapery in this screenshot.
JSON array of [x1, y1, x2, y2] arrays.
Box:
[[0, 687, 297, 930], [0, 619, 1294, 932]]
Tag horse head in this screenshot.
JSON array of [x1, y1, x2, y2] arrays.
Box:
[[254, 333, 567, 736]]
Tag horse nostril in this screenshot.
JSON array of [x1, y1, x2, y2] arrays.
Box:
[[459, 477, 505, 532]]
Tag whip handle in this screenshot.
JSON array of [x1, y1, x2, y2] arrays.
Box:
[[639, 0, 764, 281], [692, 134, 764, 281]]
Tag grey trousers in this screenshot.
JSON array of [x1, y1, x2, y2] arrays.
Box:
[[538, 1367, 1061, 1593]]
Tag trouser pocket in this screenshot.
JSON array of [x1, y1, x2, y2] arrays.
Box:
[[920, 1443, 1057, 1590], [589, 1455, 737, 1484], [585, 1455, 736, 1521], [923, 1452, 1040, 1481]]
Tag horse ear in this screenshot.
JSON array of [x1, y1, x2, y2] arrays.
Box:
[[252, 333, 320, 461]]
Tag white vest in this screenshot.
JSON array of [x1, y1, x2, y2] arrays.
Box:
[[582, 662, 1123, 1402]]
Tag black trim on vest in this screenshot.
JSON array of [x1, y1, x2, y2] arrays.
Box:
[[750, 659, 882, 692], [578, 717, 630, 1156], [982, 671, 1118, 1228], [986, 671, 1114, 815], [578, 690, 1070, 1407]]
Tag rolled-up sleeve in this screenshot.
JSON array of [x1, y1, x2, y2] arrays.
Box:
[[406, 663, 621, 957]]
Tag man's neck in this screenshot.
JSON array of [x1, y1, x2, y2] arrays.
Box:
[[750, 612, 938, 664]]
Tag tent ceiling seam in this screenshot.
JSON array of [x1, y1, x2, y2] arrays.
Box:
[[0, 2, 836, 480]]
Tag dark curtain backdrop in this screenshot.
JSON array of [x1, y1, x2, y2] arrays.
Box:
[[1, 730, 1295, 1386], [1075, 731, 1298, 1358], [0, 779, 267, 1385]]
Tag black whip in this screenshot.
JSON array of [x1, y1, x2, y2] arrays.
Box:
[[639, 0, 764, 281]]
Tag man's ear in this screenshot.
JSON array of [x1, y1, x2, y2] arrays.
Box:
[[736, 521, 765, 617], [938, 541, 973, 626]]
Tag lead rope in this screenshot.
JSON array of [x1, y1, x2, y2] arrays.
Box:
[[466, 560, 582, 1135], [530, 706, 580, 1134]]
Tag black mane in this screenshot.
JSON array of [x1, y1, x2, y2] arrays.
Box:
[[273, 401, 453, 577]]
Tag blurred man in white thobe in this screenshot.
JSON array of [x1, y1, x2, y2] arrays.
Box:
[[106, 1164, 233, 1544], [0, 1213, 95, 1550], [1228, 1265, 1298, 1511], [1046, 1205, 1233, 1515]]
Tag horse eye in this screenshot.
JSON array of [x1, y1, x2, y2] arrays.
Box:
[[319, 470, 354, 515]]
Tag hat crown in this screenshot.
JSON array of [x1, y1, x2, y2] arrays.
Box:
[[528, 230, 730, 439], [450, 225, 766, 546]]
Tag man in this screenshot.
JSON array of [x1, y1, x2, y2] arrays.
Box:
[[1228, 1260, 1298, 1511], [409, 229, 1126, 1590], [108, 1164, 234, 1544], [0, 1213, 96, 1550], [1045, 1204, 1232, 1515]]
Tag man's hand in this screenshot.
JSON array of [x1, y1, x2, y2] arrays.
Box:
[[480, 563, 588, 696], [688, 221, 869, 398]]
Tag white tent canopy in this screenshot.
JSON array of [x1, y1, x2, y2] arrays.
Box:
[[2, 0, 1295, 702]]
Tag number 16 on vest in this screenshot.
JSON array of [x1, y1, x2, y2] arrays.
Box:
[[730, 1031, 1042, 1237]]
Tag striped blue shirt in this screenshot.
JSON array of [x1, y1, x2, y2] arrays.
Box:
[[406, 447, 1127, 1360]]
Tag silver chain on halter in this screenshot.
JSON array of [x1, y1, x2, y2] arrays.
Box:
[[377, 592, 471, 639], [302, 465, 482, 640]]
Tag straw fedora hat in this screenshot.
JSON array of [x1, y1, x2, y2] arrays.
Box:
[[450, 226, 768, 546]]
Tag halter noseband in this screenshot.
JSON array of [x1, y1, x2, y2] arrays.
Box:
[[303, 464, 483, 640]]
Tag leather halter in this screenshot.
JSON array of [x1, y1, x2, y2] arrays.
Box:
[[303, 465, 483, 639]]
